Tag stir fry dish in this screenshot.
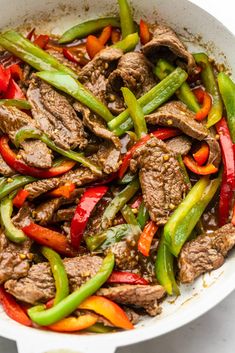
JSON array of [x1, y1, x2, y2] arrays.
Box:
[[0, 0, 235, 333]]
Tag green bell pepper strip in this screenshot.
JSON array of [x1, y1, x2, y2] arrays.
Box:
[[164, 174, 221, 257], [101, 178, 140, 229], [59, 17, 120, 44], [155, 235, 180, 296], [0, 177, 7, 189], [86, 224, 141, 251], [154, 59, 200, 113], [112, 32, 139, 52], [118, 171, 136, 185], [108, 67, 188, 136], [121, 87, 147, 139], [41, 247, 69, 306], [0, 31, 77, 78], [121, 204, 140, 227], [194, 53, 223, 128], [36, 71, 114, 123], [0, 99, 31, 110], [0, 175, 36, 201], [217, 72, 235, 143], [27, 252, 115, 326], [14, 127, 102, 176], [118, 0, 135, 38], [137, 201, 149, 230], [86, 323, 114, 333], [0, 197, 27, 243]]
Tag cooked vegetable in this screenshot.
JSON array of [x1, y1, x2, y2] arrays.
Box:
[[59, 17, 120, 44], [112, 32, 139, 52], [99, 25, 112, 45], [217, 72, 235, 143], [0, 286, 32, 326], [33, 34, 49, 49], [71, 186, 108, 249], [139, 19, 151, 45], [36, 71, 114, 122], [108, 67, 188, 135], [22, 222, 77, 257], [121, 204, 139, 226], [154, 59, 200, 112], [0, 135, 76, 178], [107, 271, 149, 285], [0, 99, 31, 110], [41, 247, 69, 305], [164, 175, 221, 256], [47, 314, 98, 332], [193, 142, 209, 166], [86, 35, 105, 59], [194, 53, 223, 127], [79, 295, 133, 329], [101, 179, 140, 229], [14, 127, 102, 176], [137, 201, 149, 230], [155, 235, 180, 296], [0, 197, 27, 243], [0, 31, 77, 78], [12, 189, 29, 208], [0, 64, 11, 93], [138, 220, 158, 257], [87, 323, 114, 333], [27, 253, 115, 326], [0, 175, 35, 201], [193, 87, 212, 121], [111, 28, 121, 44], [218, 169, 233, 227], [183, 155, 218, 175], [121, 87, 147, 139], [5, 78, 25, 99], [118, 0, 135, 39], [48, 183, 75, 198]]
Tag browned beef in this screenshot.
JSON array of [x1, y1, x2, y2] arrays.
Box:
[[130, 137, 186, 225], [0, 231, 32, 285], [74, 102, 120, 148], [142, 25, 197, 74], [5, 255, 103, 304], [0, 105, 52, 168], [0, 154, 15, 176], [25, 178, 61, 200], [52, 206, 76, 222], [12, 203, 33, 228], [166, 135, 192, 156], [27, 77, 87, 150], [106, 52, 156, 114], [96, 141, 121, 174], [79, 47, 123, 103], [123, 307, 141, 325], [108, 241, 139, 271], [97, 285, 166, 316], [145, 101, 221, 167], [178, 223, 235, 283]]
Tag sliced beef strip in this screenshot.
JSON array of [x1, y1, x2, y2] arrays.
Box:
[[166, 135, 192, 156], [5, 255, 103, 304], [130, 136, 186, 225], [96, 141, 121, 174], [74, 102, 121, 149], [0, 105, 52, 169], [178, 223, 235, 284], [106, 52, 156, 114], [145, 101, 221, 167], [78, 47, 123, 103], [12, 203, 33, 228], [27, 77, 87, 150], [97, 284, 166, 316], [142, 24, 197, 74], [52, 206, 76, 222], [0, 231, 32, 285], [0, 154, 15, 176], [107, 241, 139, 271]]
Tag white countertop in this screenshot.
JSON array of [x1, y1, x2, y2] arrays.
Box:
[[0, 1, 234, 352]]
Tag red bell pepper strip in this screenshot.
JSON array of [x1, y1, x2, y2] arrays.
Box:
[[118, 128, 181, 178], [139, 19, 151, 45], [48, 183, 75, 198], [62, 48, 89, 66], [232, 202, 235, 226], [0, 64, 11, 93], [5, 78, 25, 99], [79, 296, 134, 330], [218, 169, 233, 226], [183, 155, 218, 175], [13, 189, 29, 208], [138, 220, 158, 257], [22, 222, 77, 257], [27, 28, 36, 41], [86, 35, 105, 59], [193, 87, 212, 121], [111, 28, 121, 44], [0, 286, 32, 326], [70, 186, 108, 249], [0, 135, 76, 178], [33, 34, 50, 49], [193, 142, 209, 166], [216, 117, 235, 190], [47, 314, 98, 332], [99, 25, 112, 45], [9, 64, 23, 81], [107, 271, 148, 285]]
